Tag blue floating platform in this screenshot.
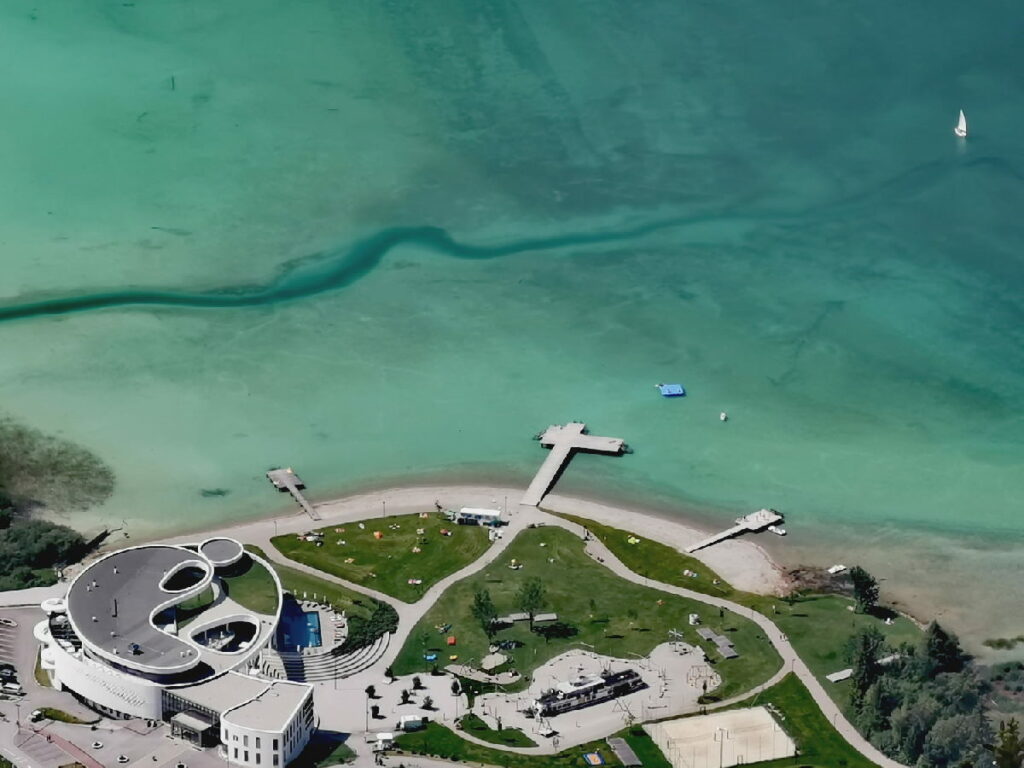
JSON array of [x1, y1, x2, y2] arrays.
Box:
[[657, 383, 686, 397]]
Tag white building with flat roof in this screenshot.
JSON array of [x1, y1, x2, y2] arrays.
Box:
[[35, 538, 317, 766]]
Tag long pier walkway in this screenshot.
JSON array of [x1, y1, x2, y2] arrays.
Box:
[[521, 422, 625, 507], [685, 508, 782, 552], [266, 467, 321, 521]]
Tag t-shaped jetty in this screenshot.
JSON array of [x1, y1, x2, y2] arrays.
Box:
[[685, 508, 783, 553], [521, 422, 626, 507], [266, 467, 321, 521]]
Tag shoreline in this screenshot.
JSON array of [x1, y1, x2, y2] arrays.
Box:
[[75, 475, 1019, 661], [136, 482, 787, 598]]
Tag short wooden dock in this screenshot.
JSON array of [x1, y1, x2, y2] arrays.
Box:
[[686, 508, 782, 553], [266, 467, 321, 521], [521, 422, 626, 507]]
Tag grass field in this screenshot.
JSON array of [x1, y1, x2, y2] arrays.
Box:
[[392, 527, 780, 700], [556, 513, 735, 599], [220, 554, 280, 615], [459, 713, 537, 747], [244, 546, 375, 622], [34, 648, 51, 687], [556, 515, 923, 714], [175, 586, 216, 628], [769, 594, 921, 717], [271, 511, 492, 603], [40, 707, 99, 725], [397, 722, 628, 768], [398, 679, 871, 768], [714, 673, 878, 768]]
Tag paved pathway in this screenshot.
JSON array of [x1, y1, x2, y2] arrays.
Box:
[[542, 512, 903, 768], [254, 501, 901, 767], [0, 485, 902, 767], [249, 506, 542, 676]]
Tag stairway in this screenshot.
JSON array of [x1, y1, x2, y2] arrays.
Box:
[[263, 632, 391, 683]]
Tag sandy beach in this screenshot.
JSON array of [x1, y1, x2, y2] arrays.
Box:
[[144, 483, 786, 597]]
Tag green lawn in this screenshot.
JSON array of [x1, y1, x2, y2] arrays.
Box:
[[560, 513, 922, 713], [769, 594, 921, 718], [34, 648, 51, 687], [245, 546, 375, 622], [40, 707, 99, 725], [459, 713, 538, 747], [714, 673, 878, 768], [618, 728, 672, 768], [555, 513, 736, 599], [397, 722, 626, 768], [398, 679, 875, 768], [392, 527, 780, 701], [271, 511, 492, 603], [175, 586, 216, 628], [220, 554, 280, 615]]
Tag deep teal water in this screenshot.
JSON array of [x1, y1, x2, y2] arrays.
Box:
[[0, 0, 1021, 647]]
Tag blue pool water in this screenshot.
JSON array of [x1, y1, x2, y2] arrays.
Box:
[[277, 602, 322, 650]]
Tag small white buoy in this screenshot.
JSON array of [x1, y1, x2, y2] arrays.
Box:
[[719, 411, 728, 422]]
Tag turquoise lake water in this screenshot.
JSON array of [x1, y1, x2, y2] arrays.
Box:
[[0, 2, 1021, 648]]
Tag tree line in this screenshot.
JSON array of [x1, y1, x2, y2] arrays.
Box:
[[844, 565, 1023, 768], [0, 416, 116, 591]]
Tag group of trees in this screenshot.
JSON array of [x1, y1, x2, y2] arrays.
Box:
[[0, 417, 116, 592], [849, 565, 880, 614], [340, 598, 399, 653], [0, 493, 87, 590], [846, 621, 994, 767], [471, 577, 548, 638]]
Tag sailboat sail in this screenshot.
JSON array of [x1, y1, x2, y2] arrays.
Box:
[[955, 109, 968, 137]]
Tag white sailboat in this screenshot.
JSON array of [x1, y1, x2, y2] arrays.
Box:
[[954, 109, 968, 138]]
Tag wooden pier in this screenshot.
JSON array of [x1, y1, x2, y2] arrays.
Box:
[[266, 467, 321, 521], [521, 422, 626, 507], [685, 508, 782, 553]]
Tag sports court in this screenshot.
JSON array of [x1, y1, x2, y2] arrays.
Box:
[[644, 706, 795, 768]]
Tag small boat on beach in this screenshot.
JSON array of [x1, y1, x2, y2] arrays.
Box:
[[954, 109, 968, 138]]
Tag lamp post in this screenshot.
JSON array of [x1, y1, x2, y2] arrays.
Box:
[[382, 500, 386, 519], [715, 727, 732, 768]]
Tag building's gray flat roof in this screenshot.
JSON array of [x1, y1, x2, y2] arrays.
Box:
[[172, 672, 311, 729], [67, 546, 209, 670], [224, 678, 311, 731], [199, 537, 243, 566], [172, 711, 215, 732], [171, 670, 269, 713]]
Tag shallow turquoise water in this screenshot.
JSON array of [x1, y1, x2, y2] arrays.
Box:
[[0, 2, 1022, 643]]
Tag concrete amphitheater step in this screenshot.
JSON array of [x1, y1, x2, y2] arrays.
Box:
[[275, 632, 391, 683]]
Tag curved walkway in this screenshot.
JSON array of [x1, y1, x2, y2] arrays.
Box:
[[541, 511, 902, 768], [252, 503, 902, 767], [250, 506, 542, 676]]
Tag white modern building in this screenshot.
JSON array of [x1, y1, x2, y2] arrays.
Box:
[[35, 537, 317, 766]]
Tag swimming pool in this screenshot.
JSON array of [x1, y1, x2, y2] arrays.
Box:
[[277, 600, 322, 650]]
